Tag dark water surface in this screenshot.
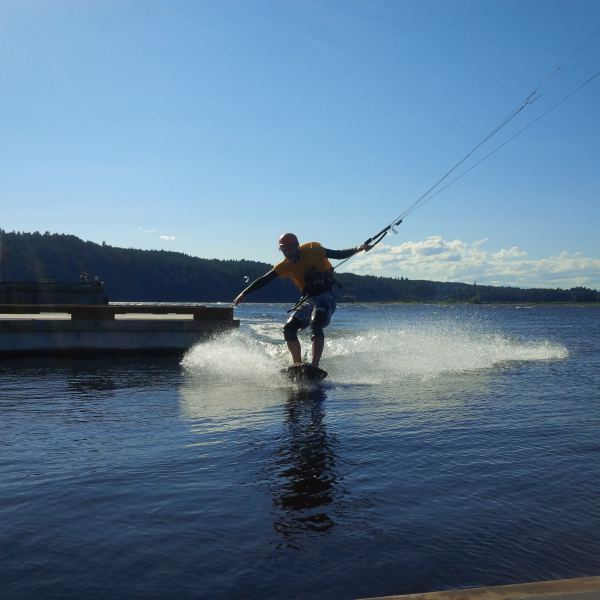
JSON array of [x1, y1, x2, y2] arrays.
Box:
[[2, 304, 600, 599]]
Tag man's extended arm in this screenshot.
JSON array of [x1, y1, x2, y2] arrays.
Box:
[[233, 269, 278, 305], [325, 243, 369, 259]]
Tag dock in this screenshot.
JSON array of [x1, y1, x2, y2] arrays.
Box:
[[0, 303, 239, 356], [361, 576, 600, 600]]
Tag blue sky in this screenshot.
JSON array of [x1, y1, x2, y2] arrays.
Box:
[[1, 0, 599, 288]]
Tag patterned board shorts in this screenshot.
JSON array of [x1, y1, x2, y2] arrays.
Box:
[[290, 291, 337, 330]]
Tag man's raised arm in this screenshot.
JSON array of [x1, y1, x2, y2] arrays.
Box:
[[324, 243, 370, 260]]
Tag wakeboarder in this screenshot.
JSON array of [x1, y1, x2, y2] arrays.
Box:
[[233, 233, 368, 371]]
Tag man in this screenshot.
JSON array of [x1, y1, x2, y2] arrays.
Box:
[[233, 233, 368, 368]]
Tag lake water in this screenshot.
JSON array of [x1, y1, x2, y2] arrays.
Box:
[[2, 303, 600, 599]]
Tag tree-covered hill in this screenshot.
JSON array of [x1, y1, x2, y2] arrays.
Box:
[[1, 231, 598, 303]]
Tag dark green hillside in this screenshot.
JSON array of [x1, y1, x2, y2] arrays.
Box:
[[0, 231, 295, 302], [1, 231, 598, 303]]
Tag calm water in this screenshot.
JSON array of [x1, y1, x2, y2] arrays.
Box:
[[2, 303, 600, 599]]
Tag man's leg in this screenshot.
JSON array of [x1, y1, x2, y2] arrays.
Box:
[[309, 294, 335, 368], [311, 335, 325, 368], [310, 310, 329, 368], [283, 316, 304, 365], [287, 340, 302, 365]]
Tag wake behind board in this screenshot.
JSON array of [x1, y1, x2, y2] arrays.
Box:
[[282, 364, 328, 382]]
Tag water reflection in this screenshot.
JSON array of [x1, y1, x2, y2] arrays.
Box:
[[0, 357, 182, 426], [0, 356, 181, 394], [272, 386, 339, 540]]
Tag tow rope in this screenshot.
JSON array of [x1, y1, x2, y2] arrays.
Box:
[[339, 26, 600, 267], [286, 25, 600, 313]]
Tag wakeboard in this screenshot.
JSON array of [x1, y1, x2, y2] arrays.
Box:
[[282, 363, 328, 382]]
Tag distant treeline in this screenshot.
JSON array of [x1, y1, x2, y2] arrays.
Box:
[[1, 231, 599, 303]]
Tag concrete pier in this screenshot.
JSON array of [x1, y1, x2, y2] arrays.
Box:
[[361, 576, 600, 600], [0, 304, 239, 356]]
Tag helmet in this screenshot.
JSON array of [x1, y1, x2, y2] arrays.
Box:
[[278, 233, 299, 247]]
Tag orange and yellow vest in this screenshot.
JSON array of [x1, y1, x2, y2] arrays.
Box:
[[274, 242, 333, 292]]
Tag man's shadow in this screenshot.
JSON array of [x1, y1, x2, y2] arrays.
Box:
[[272, 385, 339, 540]]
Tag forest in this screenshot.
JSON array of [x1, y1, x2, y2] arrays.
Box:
[[1, 231, 598, 303]]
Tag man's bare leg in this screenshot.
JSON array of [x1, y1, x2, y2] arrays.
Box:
[[311, 336, 324, 368], [287, 340, 302, 365]]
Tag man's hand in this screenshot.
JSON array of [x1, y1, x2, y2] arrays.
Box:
[[233, 292, 245, 306], [355, 243, 372, 253]]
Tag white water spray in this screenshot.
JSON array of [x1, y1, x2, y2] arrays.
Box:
[[182, 319, 568, 387]]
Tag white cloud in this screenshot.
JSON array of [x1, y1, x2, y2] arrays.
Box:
[[139, 227, 176, 241], [345, 236, 600, 289], [493, 246, 528, 260]]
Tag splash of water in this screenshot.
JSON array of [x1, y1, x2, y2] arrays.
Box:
[[181, 319, 568, 387], [181, 327, 286, 386], [327, 326, 567, 384]]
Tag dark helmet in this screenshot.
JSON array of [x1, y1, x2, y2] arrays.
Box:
[[278, 233, 299, 247]]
